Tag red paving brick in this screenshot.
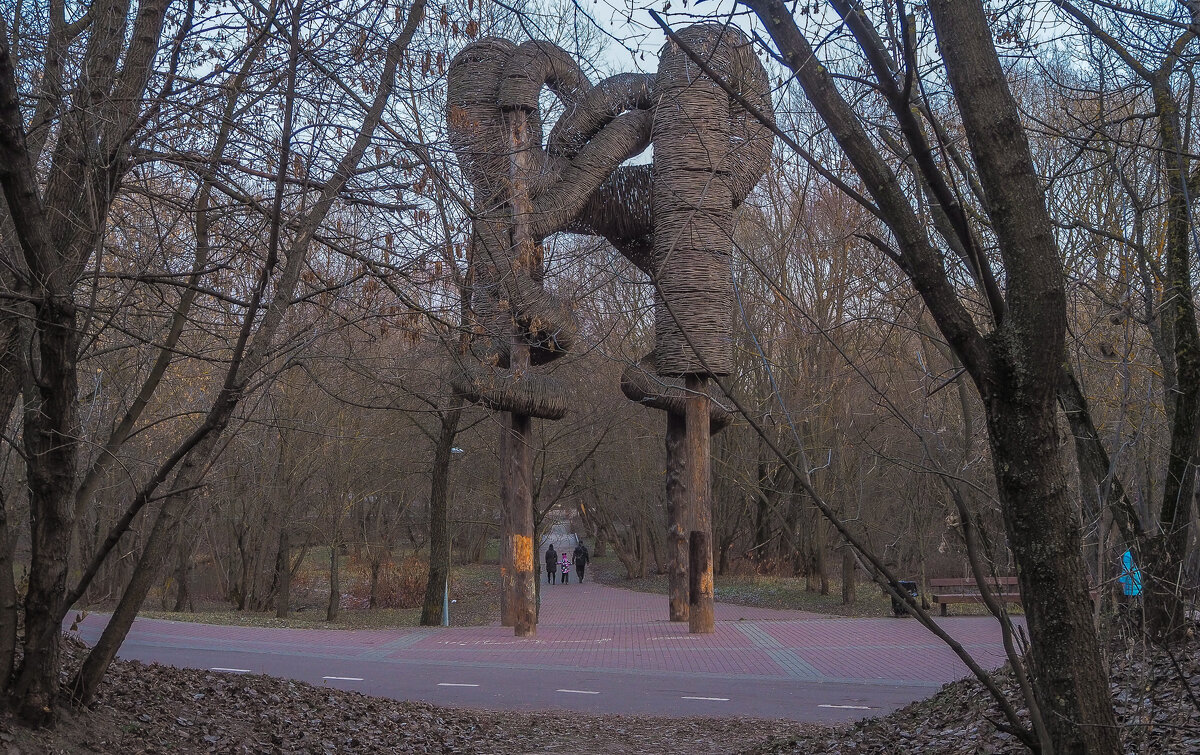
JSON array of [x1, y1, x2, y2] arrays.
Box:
[[76, 580, 1020, 688]]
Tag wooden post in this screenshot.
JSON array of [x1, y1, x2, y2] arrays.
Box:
[[685, 374, 714, 634], [689, 530, 713, 633], [501, 107, 538, 637], [841, 547, 857, 606], [505, 397, 536, 637], [498, 421, 513, 626], [665, 411, 689, 622]]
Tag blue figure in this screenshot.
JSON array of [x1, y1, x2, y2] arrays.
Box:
[[1118, 549, 1142, 597]]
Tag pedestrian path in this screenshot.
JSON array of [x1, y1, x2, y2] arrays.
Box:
[[67, 579, 1024, 722], [536, 578, 824, 626], [72, 579, 1019, 686]]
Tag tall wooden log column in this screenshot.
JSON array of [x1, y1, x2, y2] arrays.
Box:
[[654, 27, 736, 636], [498, 423, 512, 626], [665, 411, 689, 622], [502, 107, 538, 637], [684, 375, 714, 633]]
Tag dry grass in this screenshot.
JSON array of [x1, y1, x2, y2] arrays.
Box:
[[595, 556, 920, 618], [138, 558, 501, 630]]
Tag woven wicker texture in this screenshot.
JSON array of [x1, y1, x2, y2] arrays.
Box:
[[451, 360, 568, 420], [448, 38, 654, 419], [620, 352, 733, 432], [446, 24, 772, 415], [652, 24, 772, 377]]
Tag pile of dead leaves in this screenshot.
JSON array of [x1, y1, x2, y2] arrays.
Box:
[[0, 635, 808, 753], [749, 635, 1200, 754], [1, 633, 1196, 753]]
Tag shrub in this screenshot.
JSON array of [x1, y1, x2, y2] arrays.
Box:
[[344, 552, 430, 609]]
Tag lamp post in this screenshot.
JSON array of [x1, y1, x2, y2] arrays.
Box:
[[443, 447, 466, 627]]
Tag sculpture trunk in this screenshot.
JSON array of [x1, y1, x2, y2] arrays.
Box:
[[502, 108, 539, 637], [665, 411, 689, 622], [685, 375, 714, 634], [445, 25, 772, 641]]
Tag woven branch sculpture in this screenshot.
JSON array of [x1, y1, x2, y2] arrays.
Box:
[[446, 24, 773, 635]]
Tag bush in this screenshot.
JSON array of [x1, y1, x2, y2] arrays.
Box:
[[345, 552, 430, 609]]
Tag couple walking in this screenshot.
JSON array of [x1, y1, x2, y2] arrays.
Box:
[[545, 541, 589, 584]]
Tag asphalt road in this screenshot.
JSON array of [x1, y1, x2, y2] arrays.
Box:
[[68, 581, 1017, 724]]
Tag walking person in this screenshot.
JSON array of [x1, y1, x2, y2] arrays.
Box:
[[573, 541, 590, 583], [560, 551, 571, 584], [545, 544, 558, 584]]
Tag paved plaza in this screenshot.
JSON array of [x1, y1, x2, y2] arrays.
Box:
[[68, 580, 1018, 723]]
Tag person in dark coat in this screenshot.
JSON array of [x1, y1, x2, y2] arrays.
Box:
[[573, 541, 590, 583], [545, 544, 557, 584]]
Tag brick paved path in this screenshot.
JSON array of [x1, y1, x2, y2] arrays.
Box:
[[69, 580, 1021, 722]]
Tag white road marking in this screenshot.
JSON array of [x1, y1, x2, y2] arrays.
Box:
[[209, 667, 250, 673], [681, 696, 729, 701], [556, 689, 600, 695], [437, 683, 480, 687], [323, 676, 363, 681], [818, 704, 872, 710], [650, 636, 699, 641]]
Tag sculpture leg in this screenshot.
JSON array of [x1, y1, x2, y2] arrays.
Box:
[[665, 411, 690, 622], [499, 421, 512, 626], [685, 375, 714, 634]]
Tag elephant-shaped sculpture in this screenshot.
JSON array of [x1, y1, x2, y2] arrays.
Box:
[[445, 24, 774, 634]]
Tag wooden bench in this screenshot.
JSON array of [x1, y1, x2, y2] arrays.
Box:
[[930, 577, 1021, 616]]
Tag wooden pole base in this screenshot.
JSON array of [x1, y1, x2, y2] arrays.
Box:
[[499, 420, 513, 627], [685, 374, 714, 635], [689, 530, 714, 633], [506, 410, 536, 638], [665, 411, 689, 622]]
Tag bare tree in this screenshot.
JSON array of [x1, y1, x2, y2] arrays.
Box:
[[730, 1, 1120, 750]]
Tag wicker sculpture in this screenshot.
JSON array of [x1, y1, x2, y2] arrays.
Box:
[[447, 24, 773, 636]]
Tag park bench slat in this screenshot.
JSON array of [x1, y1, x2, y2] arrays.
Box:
[[931, 576, 1021, 616]]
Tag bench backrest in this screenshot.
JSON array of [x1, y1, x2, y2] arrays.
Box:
[[930, 576, 1019, 590]]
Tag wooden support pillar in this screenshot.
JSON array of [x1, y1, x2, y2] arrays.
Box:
[[501, 106, 538, 637], [685, 374, 714, 633], [689, 530, 713, 633], [498, 421, 512, 627], [665, 411, 689, 622], [504, 393, 536, 637]]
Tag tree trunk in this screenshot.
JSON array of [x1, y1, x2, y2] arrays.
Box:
[[0, 329, 24, 694], [421, 403, 463, 626], [924, 3, 1122, 749], [68, 429, 217, 706], [1142, 72, 1198, 643], [0, 487, 17, 695], [13, 300, 80, 727], [814, 513, 828, 596], [326, 544, 340, 622], [753, 455, 771, 565], [740, 1, 1119, 748], [171, 533, 194, 613], [841, 547, 856, 606], [987, 396, 1120, 754], [235, 532, 251, 611], [275, 528, 290, 619], [369, 558, 382, 610], [788, 472, 806, 577]]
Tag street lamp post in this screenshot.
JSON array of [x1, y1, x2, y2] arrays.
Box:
[[443, 447, 466, 627]]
